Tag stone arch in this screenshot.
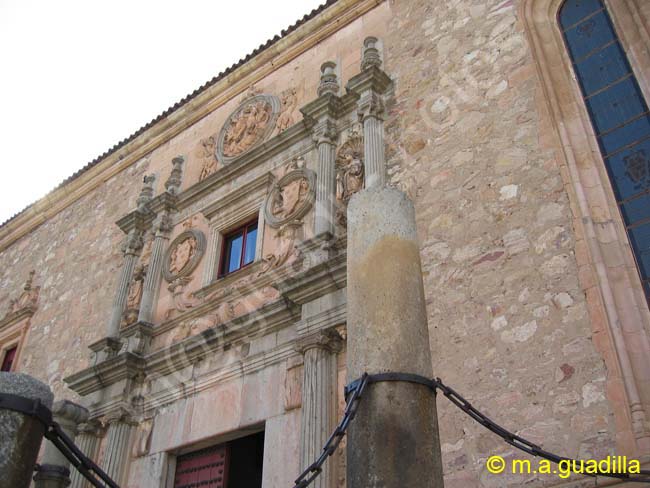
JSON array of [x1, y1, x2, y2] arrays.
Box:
[[521, 0, 650, 456]]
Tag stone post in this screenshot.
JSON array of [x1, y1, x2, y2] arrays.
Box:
[[313, 62, 340, 237], [138, 211, 172, 323], [346, 186, 444, 487], [107, 229, 143, 337], [34, 400, 89, 488], [69, 421, 103, 488], [102, 411, 135, 485], [0, 372, 54, 488], [298, 330, 342, 488]]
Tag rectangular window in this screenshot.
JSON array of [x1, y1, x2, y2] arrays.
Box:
[[173, 431, 264, 488], [219, 220, 258, 277], [1, 346, 17, 372]]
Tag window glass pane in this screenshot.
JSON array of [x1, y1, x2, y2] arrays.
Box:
[[1, 346, 17, 372], [585, 77, 647, 134], [559, 0, 602, 30], [574, 42, 629, 96], [244, 224, 257, 265], [600, 116, 650, 156], [604, 141, 650, 202], [226, 233, 243, 274], [563, 11, 615, 61]]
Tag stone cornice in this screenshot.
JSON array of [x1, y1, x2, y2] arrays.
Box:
[[345, 65, 392, 96], [200, 172, 274, 223], [278, 252, 347, 305], [0, 307, 35, 333], [65, 352, 146, 397], [0, 0, 385, 252]]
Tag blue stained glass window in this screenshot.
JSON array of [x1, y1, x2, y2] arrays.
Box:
[[560, 0, 650, 304]]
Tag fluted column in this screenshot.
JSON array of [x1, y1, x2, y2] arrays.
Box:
[[34, 400, 89, 488], [138, 212, 171, 323], [361, 104, 385, 189], [314, 122, 338, 236], [298, 329, 342, 488], [69, 421, 103, 488], [107, 229, 143, 337], [102, 413, 134, 485]]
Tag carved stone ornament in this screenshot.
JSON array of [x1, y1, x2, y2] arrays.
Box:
[[335, 127, 364, 225], [162, 229, 206, 282], [259, 222, 302, 274], [121, 264, 147, 327], [216, 94, 280, 163], [276, 87, 298, 134], [264, 167, 316, 228], [198, 136, 219, 182], [6, 270, 40, 317]]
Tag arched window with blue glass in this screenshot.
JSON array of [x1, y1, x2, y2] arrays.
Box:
[[560, 0, 650, 304]]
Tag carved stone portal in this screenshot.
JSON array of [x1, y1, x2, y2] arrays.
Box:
[[163, 229, 206, 282], [264, 166, 316, 228], [335, 127, 365, 225], [216, 94, 280, 162]]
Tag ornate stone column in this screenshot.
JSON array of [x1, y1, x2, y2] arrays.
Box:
[[137, 208, 172, 323], [303, 61, 342, 238], [34, 400, 89, 488], [69, 421, 103, 488], [298, 329, 342, 488], [102, 410, 135, 485], [107, 229, 143, 337], [346, 37, 391, 190]]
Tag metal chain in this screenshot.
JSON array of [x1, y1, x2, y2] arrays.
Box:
[[292, 373, 369, 488]]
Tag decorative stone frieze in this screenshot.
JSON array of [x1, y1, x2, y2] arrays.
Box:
[[162, 229, 206, 283], [216, 94, 281, 163], [263, 163, 316, 228], [259, 222, 303, 274]]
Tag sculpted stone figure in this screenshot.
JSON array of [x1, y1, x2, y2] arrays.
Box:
[[276, 87, 298, 133], [7, 271, 40, 316], [271, 177, 310, 220], [198, 136, 218, 181], [122, 264, 146, 327], [335, 130, 365, 225], [223, 100, 273, 157]]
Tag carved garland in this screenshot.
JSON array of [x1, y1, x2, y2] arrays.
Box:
[[263, 168, 316, 228], [163, 230, 206, 282]]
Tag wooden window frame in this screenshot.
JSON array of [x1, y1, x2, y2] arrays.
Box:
[[217, 219, 259, 278]]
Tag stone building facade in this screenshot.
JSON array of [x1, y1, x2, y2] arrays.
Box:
[[1, 0, 649, 486]]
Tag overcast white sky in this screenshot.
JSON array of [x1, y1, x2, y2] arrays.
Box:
[[0, 0, 324, 224]]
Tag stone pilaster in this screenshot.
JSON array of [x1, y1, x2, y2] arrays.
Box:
[[202, 223, 223, 287], [346, 37, 391, 190], [102, 411, 135, 486], [69, 421, 103, 488], [34, 400, 89, 488], [107, 229, 143, 338], [137, 211, 172, 323], [314, 120, 338, 236], [298, 329, 342, 488]]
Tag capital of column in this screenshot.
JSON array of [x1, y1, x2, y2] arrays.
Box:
[[152, 211, 173, 237], [77, 419, 104, 438], [103, 406, 138, 426], [312, 119, 338, 147], [52, 399, 89, 432], [357, 91, 385, 123], [121, 228, 144, 256], [297, 328, 343, 355]]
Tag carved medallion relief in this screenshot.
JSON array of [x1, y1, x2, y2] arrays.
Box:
[[163, 229, 206, 283], [263, 159, 316, 228], [216, 94, 280, 163]]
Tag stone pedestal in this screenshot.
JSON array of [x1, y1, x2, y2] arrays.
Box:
[[346, 187, 444, 487], [34, 400, 89, 488], [298, 330, 341, 488], [0, 372, 54, 488]]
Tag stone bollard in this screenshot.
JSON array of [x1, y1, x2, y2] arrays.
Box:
[[34, 399, 89, 488], [346, 186, 444, 487], [0, 372, 54, 488]]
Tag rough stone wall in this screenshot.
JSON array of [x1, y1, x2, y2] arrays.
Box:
[[384, 0, 617, 486], [0, 158, 150, 399]]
